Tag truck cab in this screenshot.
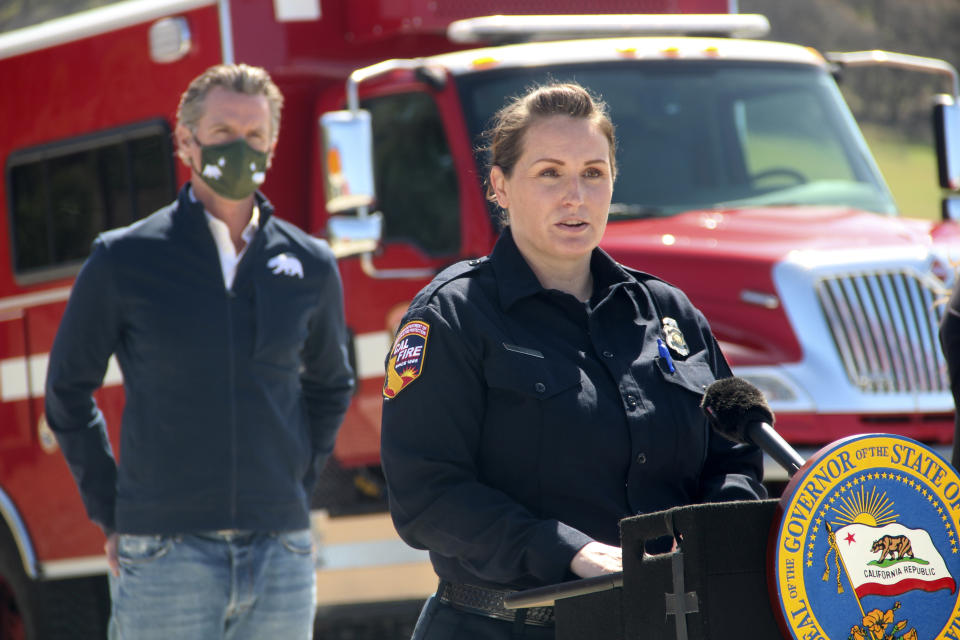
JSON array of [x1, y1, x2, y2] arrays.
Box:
[[327, 19, 960, 482]]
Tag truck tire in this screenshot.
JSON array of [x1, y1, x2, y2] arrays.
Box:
[[0, 528, 33, 640], [0, 528, 109, 640]]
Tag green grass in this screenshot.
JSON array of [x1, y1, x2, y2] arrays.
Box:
[[860, 124, 942, 221]]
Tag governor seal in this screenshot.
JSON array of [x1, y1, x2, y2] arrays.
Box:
[[771, 434, 960, 640]]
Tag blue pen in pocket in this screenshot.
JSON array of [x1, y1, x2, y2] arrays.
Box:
[[657, 338, 676, 373]]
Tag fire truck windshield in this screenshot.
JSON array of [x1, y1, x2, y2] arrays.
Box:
[[458, 60, 897, 219]]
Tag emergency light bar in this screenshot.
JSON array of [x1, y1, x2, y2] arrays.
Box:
[[447, 14, 771, 44]]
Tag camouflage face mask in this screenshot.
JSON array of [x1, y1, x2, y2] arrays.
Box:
[[193, 136, 268, 200]]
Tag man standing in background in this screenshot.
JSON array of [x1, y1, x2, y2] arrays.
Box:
[[45, 63, 354, 639]]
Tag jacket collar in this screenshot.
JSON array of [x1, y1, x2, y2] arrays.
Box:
[[172, 183, 275, 233], [491, 226, 637, 311]]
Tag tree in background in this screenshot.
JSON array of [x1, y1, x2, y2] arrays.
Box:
[[741, 0, 960, 140], [0, 0, 121, 33]]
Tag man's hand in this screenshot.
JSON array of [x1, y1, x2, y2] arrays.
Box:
[[570, 541, 622, 578], [105, 533, 119, 577]]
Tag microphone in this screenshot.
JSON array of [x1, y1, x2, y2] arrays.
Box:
[[700, 376, 806, 477]]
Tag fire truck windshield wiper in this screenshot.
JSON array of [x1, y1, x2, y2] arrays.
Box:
[[608, 203, 663, 219]]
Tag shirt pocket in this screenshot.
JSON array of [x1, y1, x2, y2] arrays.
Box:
[[656, 350, 716, 469], [479, 349, 582, 484], [658, 351, 715, 395], [483, 347, 582, 401]]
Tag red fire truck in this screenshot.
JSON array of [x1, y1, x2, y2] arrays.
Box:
[[2, 0, 960, 637]]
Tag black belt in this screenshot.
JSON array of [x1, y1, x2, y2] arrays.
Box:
[[436, 580, 555, 627]]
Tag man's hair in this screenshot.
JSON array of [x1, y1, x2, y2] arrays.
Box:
[[176, 63, 284, 151]]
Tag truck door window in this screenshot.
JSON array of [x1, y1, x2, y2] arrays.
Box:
[[7, 121, 175, 279], [362, 92, 460, 255], [735, 89, 854, 184]]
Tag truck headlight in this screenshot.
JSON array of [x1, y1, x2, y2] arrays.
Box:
[[734, 368, 814, 412]]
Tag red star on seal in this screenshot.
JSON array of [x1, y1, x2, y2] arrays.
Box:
[[844, 532, 856, 545]]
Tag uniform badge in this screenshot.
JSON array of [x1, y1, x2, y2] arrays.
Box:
[[383, 320, 429, 398], [771, 434, 960, 640], [662, 317, 689, 356]]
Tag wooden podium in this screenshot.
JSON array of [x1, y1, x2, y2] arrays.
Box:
[[506, 499, 784, 640]]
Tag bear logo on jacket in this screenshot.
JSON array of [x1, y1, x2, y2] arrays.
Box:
[[267, 253, 304, 279]]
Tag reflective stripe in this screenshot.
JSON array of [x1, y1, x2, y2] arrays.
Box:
[[0, 0, 216, 61], [0, 354, 122, 402], [39, 555, 107, 580], [319, 538, 428, 571], [40, 540, 429, 580], [0, 286, 70, 312], [353, 331, 391, 379]]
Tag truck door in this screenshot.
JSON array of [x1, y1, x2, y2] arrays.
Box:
[[332, 85, 491, 470], [313, 86, 488, 614], [4, 122, 179, 563]]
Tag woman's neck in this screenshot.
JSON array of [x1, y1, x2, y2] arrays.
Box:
[[525, 255, 594, 302]]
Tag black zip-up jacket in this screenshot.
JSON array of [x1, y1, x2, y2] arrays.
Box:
[[45, 185, 354, 535], [381, 228, 764, 590]]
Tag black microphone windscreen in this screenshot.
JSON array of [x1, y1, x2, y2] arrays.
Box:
[[700, 377, 775, 444]]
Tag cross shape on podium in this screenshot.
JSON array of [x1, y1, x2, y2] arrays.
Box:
[[663, 552, 699, 640]]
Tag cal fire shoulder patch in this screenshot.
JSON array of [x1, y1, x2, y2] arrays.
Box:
[[383, 320, 430, 399]]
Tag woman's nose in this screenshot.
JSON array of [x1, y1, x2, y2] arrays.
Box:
[[563, 176, 584, 206]]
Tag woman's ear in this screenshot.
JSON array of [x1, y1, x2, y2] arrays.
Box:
[[489, 165, 509, 210]]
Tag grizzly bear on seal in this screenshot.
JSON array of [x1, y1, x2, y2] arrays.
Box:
[[871, 535, 914, 562]]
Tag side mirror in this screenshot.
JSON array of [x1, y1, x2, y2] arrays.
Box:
[[943, 197, 960, 222], [934, 95, 960, 192], [327, 211, 383, 259], [319, 109, 376, 212]]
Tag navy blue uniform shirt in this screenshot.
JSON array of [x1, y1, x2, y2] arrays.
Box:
[[380, 228, 764, 590]]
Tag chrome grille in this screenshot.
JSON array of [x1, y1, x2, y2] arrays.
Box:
[[815, 269, 949, 393]]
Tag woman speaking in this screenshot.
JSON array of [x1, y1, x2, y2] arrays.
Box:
[[380, 82, 765, 639]]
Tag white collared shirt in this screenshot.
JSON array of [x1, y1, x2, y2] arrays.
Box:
[[190, 187, 260, 289]]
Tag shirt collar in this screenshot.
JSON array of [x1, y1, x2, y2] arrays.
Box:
[[490, 226, 637, 311], [203, 205, 260, 246], [490, 227, 544, 310], [189, 185, 261, 243], [589, 244, 635, 301]]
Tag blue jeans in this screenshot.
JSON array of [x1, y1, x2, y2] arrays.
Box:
[[108, 530, 316, 640]]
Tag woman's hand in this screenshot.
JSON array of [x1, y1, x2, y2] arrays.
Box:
[[570, 541, 623, 578]]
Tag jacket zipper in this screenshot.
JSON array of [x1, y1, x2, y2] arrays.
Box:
[[226, 285, 238, 522]]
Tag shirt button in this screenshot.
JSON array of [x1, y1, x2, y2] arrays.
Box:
[[468, 259, 480, 266], [534, 382, 546, 393], [636, 453, 647, 464], [625, 395, 637, 409], [602, 350, 614, 358]]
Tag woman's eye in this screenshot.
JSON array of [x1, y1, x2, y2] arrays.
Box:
[[584, 167, 604, 178], [539, 168, 559, 177]]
